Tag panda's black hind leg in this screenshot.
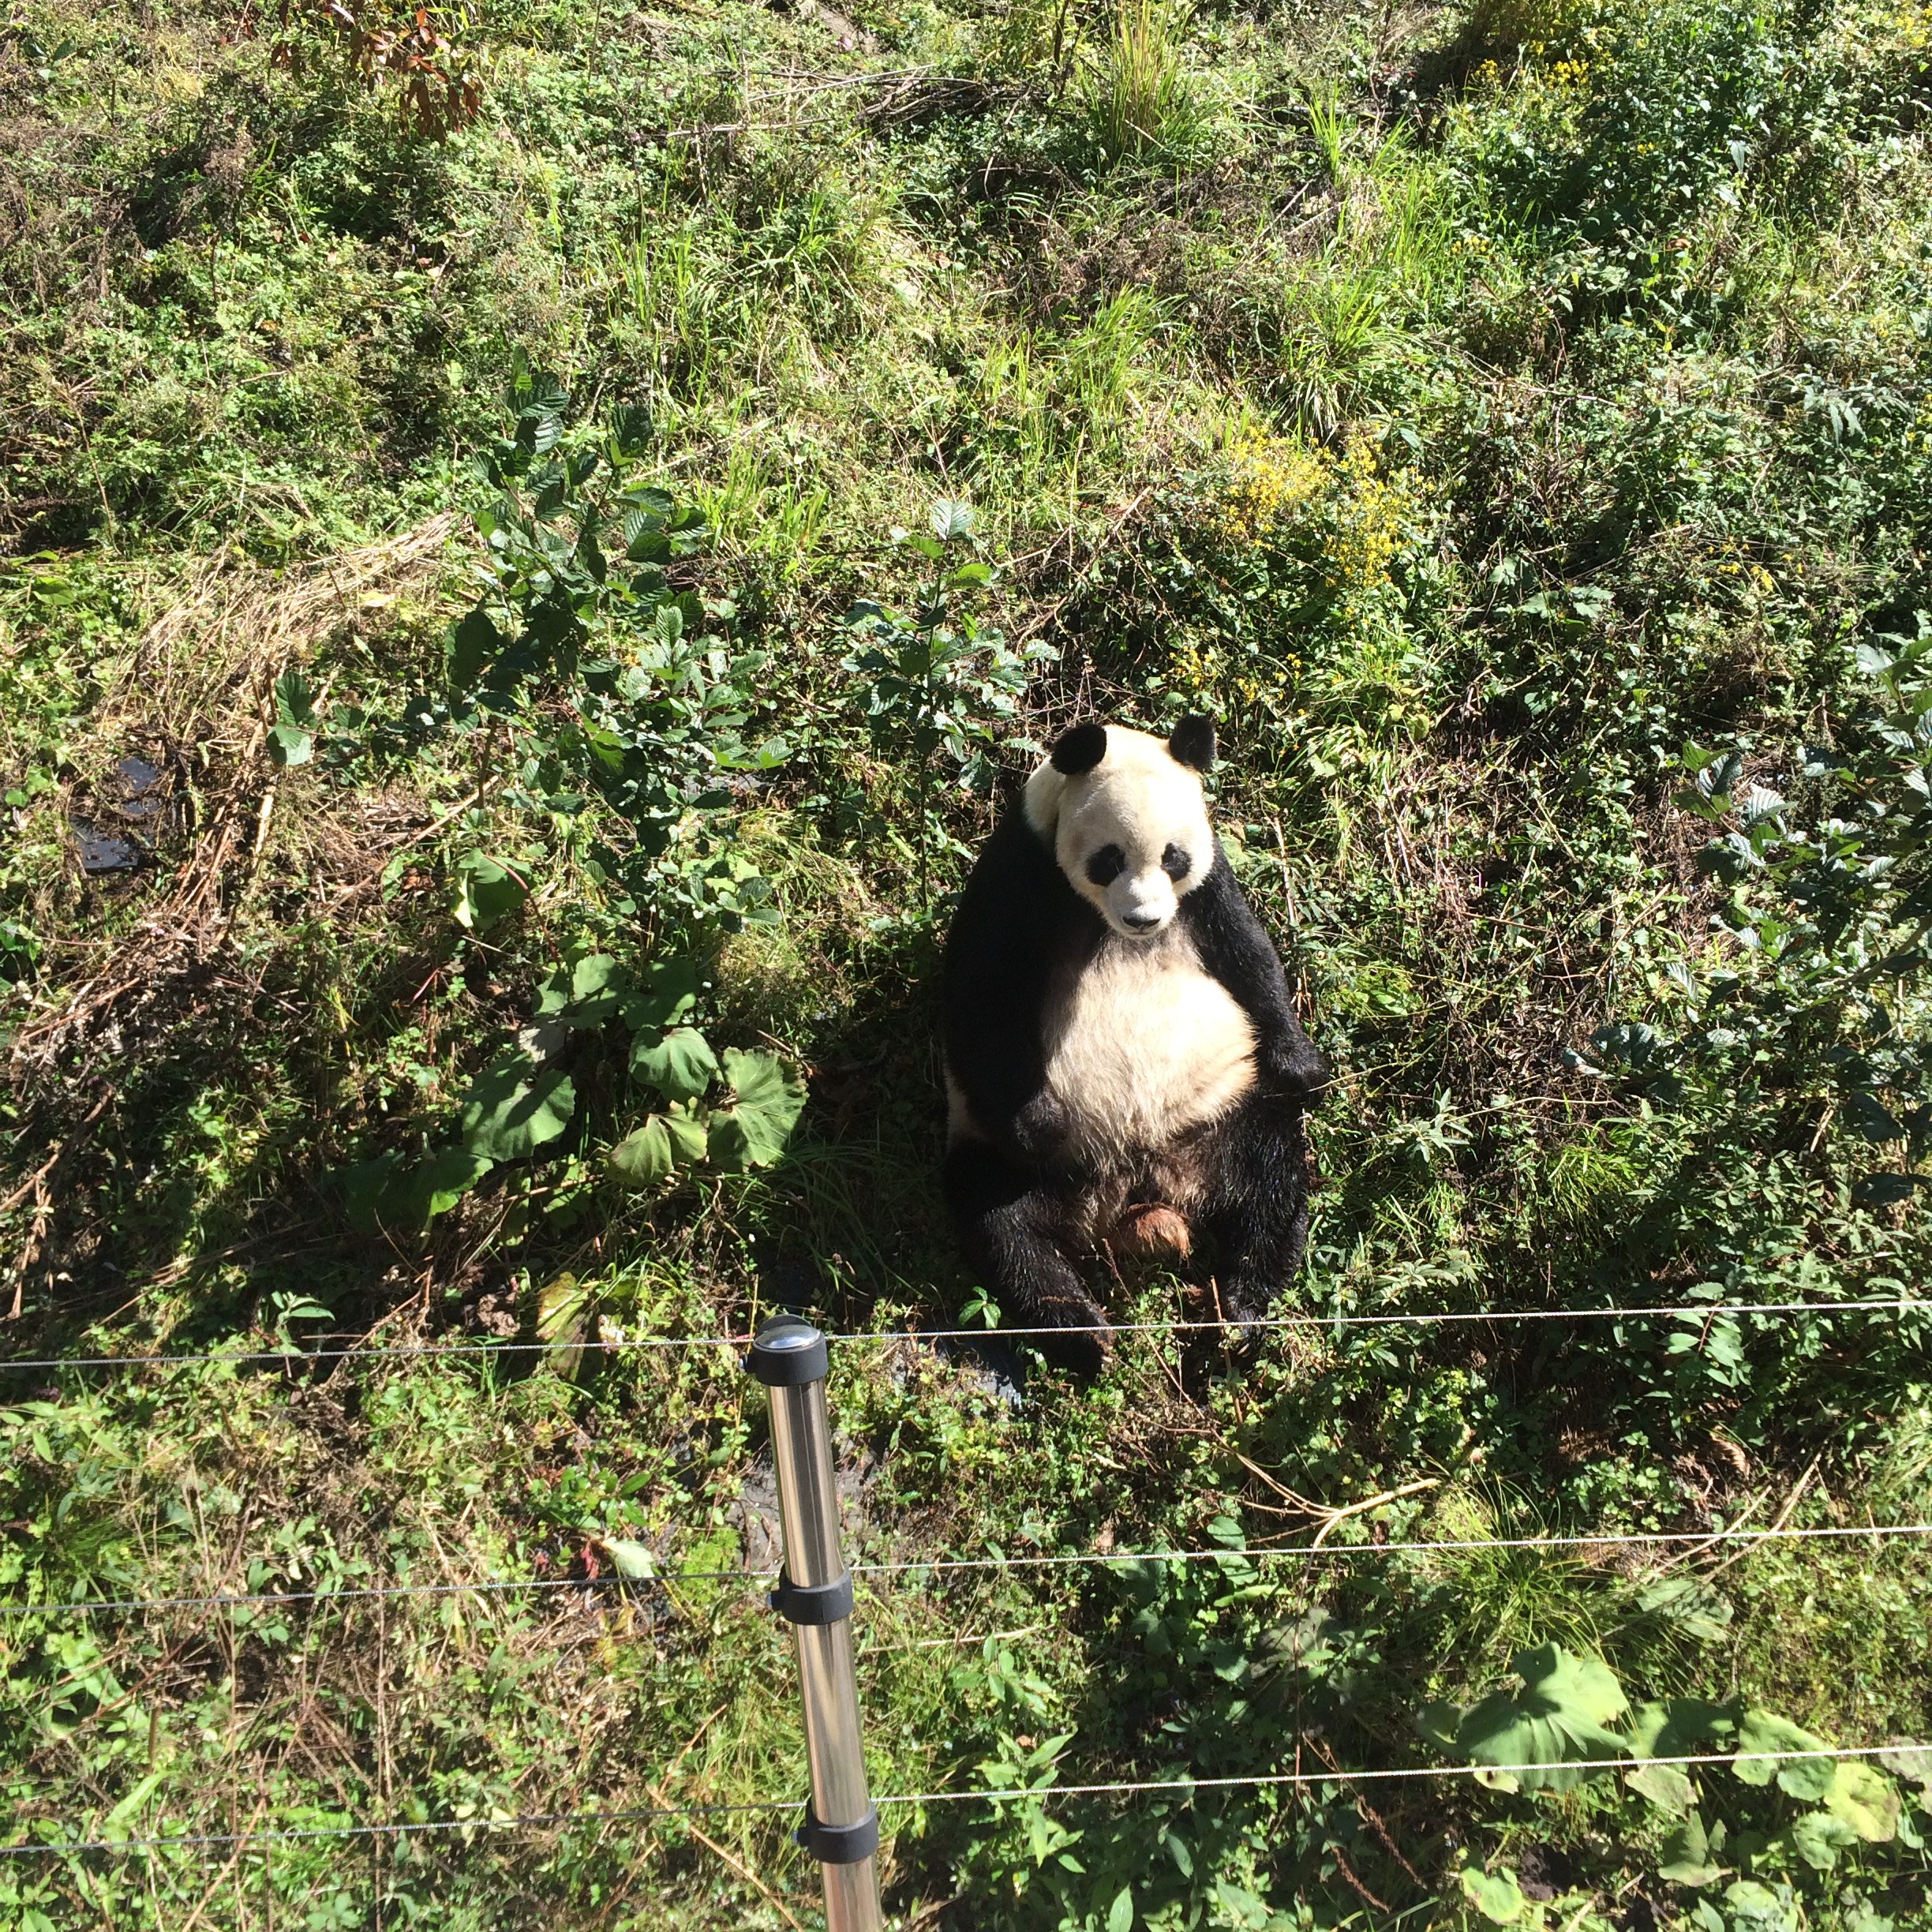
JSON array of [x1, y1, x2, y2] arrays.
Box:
[[1198, 1092, 1312, 1344], [943, 1140, 1110, 1376]]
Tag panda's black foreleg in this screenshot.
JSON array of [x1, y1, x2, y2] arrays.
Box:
[[1197, 1092, 1313, 1339], [943, 1139, 1110, 1376]]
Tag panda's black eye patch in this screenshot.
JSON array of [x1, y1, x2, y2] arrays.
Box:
[[1085, 844, 1126, 887], [1161, 844, 1192, 880]]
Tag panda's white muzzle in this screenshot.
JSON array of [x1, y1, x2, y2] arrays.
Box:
[[1110, 873, 1177, 938]]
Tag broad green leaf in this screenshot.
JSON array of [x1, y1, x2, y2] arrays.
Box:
[[267, 721, 313, 767], [1734, 1709, 1833, 1796], [1628, 1698, 1736, 1760], [447, 608, 501, 687], [708, 1049, 807, 1171], [1635, 1576, 1732, 1642], [599, 1537, 656, 1580], [536, 1271, 593, 1379], [343, 1150, 406, 1234], [1628, 1761, 1695, 1814], [1657, 1809, 1724, 1886], [458, 1053, 576, 1161], [452, 853, 528, 933], [662, 1105, 709, 1164], [632, 1025, 718, 1103], [1790, 1809, 1856, 1870], [1823, 1761, 1899, 1840], [536, 1272, 590, 1343], [1455, 1644, 1629, 1792], [274, 668, 317, 728], [537, 953, 627, 1026], [621, 957, 700, 1032], [1844, 1089, 1905, 1142], [1106, 1885, 1133, 1932], [608, 1116, 674, 1189], [931, 498, 976, 541], [1209, 1881, 1268, 1929], [1414, 1701, 1461, 1751], [1458, 1866, 1529, 1924], [410, 1144, 492, 1221], [1877, 1743, 1932, 1793], [1722, 1880, 1784, 1924]]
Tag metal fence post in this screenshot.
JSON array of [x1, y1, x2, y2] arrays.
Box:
[[747, 1316, 883, 1932]]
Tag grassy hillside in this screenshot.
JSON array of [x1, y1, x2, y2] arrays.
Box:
[[3, 0, 1932, 1924]]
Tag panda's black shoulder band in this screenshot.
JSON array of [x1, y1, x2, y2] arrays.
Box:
[[1050, 722, 1107, 773]]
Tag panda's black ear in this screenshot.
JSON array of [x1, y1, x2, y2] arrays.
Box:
[[1168, 714, 1216, 772], [1049, 722, 1108, 775]]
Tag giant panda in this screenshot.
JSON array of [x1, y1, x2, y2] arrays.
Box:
[[942, 716, 1327, 1372]]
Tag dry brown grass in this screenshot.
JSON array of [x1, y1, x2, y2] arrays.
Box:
[[10, 515, 460, 1087]]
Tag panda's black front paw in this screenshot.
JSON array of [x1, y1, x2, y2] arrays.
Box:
[[1024, 1294, 1114, 1379], [1217, 1284, 1277, 1354], [1011, 1090, 1073, 1163], [1260, 1039, 1329, 1101]]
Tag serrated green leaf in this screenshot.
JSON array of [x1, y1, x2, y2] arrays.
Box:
[[1844, 1089, 1906, 1143], [708, 1049, 807, 1170], [458, 1054, 576, 1161], [537, 953, 627, 1026], [631, 1025, 718, 1103], [452, 853, 529, 933], [1877, 1743, 1932, 1792]]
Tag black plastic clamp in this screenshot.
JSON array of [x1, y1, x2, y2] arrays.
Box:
[[769, 1568, 853, 1625], [747, 1316, 829, 1387], [796, 1803, 879, 1865]]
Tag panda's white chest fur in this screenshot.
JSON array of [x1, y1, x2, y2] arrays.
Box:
[[1043, 927, 1256, 1162]]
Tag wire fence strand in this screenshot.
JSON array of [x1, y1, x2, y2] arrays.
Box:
[[9, 1521, 1930, 1619], [3, 1745, 1920, 1860], [2, 1295, 1923, 1375]]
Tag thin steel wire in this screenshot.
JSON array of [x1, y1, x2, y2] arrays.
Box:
[[2, 1746, 1916, 1859], [2, 1295, 1922, 1374], [9, 1521, 1930, 1619]]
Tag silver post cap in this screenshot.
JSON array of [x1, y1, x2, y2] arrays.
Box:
[[747, 1314, 829, 1387]]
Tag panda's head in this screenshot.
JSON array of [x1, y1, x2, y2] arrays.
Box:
[[1024, 717, 1219, 940]]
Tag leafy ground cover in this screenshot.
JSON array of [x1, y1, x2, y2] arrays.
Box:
[[3, 0, 1932, 1924]]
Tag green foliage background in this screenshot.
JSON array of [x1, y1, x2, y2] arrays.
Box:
[[2, 0, 1932, 1923]]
